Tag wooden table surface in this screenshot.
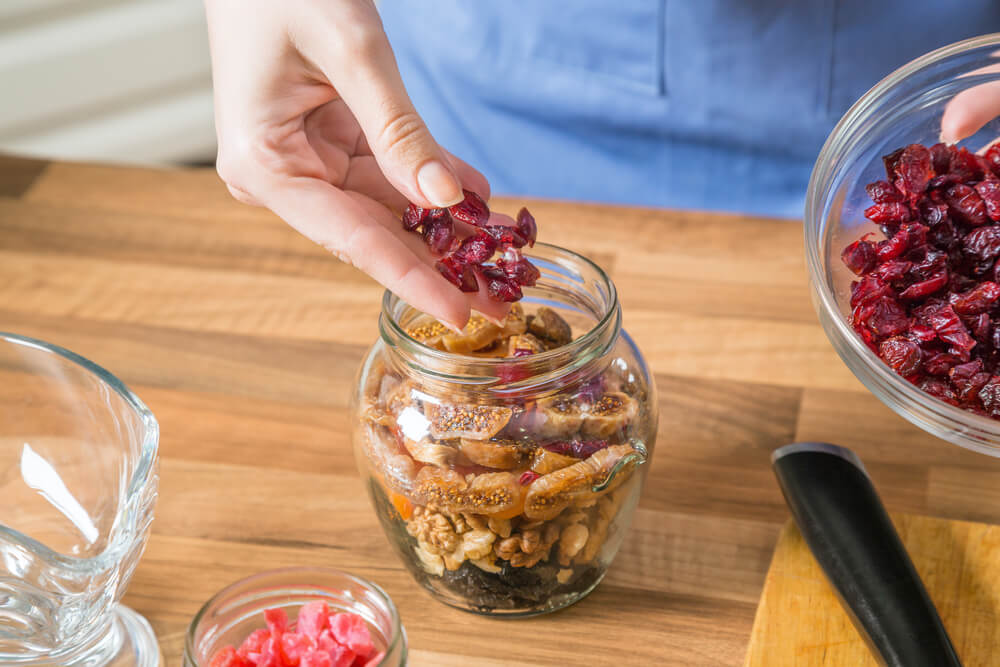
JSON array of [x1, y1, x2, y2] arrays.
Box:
[[4, 154, 1000, 666]]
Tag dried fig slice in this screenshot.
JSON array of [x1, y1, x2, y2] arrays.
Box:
[[580, 392, 638, 439], [413, 467, 521, 515], [527, 306, 572, 347], [403, 437, 457, 467], [499, 303, 528, 337], [529, 448, 578, 475], [537, 398, 584, 438], [458, 437, 532, 469], [362, 423, 417, 495], [425, 402, 513, 440], [523, 444, 636, 520], [441, 315, 502, 353], [405, 317, 449, 349]]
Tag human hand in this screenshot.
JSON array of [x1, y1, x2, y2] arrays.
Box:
[[941, 63, 1000, 145], [203, 0, 508, 330]]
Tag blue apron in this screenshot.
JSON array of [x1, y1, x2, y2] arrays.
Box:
[[380, 1, 1000, 217]]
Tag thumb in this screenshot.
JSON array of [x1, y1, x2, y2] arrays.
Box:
[[305, 22, 464, 208]]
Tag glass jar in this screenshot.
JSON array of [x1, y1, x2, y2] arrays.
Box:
[[350, 244, 657, 616], [0, 332, 160, 666], [184, 567, 406, 666], [805, 34, 1000, 456]]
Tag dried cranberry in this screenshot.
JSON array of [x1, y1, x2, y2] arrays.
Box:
[[482, 266, 523, 302], [924, 352, 961, 376], [448, 189, 490, 227], [402, 204, 428, 231], [969, 312, 992, 341], [950, 360, 991, 403], [979, 376, 1000, 416], [872, 260, 912, 284], [878, 337, 922, 377], [921, 377, 959, 404], [929, 143, 953, 175], [963, 226, 1000, 264], [542, 440, 609, 459], [866, 180, 904, 204], [984, 144, 1000, 179], [497, 248, 541, 287], [945, 184, 989, 226], [891, 144, 934, 198], [859, 297, 909, 340], [865, 202, 911, 225], [850, 275, 893, 309], [453, 231, 498, 264], [949, 147, 984, 182], [423, 216, 457, 254], [975, 180, 1000, 222], [518, 471, 540, 485], [516, 208, 538, 247], [483, 224, 527, 249], [919, 302, 976, 357], [436, 256, 478, 292], [841, 238, 878, 275], [949, 281, 1000, 316], [899, 271, 948, 301]]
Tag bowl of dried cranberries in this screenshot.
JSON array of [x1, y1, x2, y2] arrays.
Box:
[[806, 34, 1000, 455]]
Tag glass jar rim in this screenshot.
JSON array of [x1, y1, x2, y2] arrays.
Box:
[[0, 331, 159, 572], [377, 243, 621, 394], [805, 33, 1000, 452], [183, 566, 404, 666]]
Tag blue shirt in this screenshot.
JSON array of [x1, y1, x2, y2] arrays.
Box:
[[381, 2, 1000, 218]]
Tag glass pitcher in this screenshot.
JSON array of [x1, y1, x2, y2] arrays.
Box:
[[0, 333, 160, 666]]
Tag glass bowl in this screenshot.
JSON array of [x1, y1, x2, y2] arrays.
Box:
[[183, 567, 406, 666], [0, 332, 160, 666], [806, 34, 1000, 456], [350, 243, 657, 616]]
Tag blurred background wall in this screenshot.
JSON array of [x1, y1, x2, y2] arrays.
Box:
[[0, 0, 217, 165]]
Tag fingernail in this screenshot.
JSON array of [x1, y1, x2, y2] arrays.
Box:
[[417, 160, 463, 207], [443, 319, 466, 334]]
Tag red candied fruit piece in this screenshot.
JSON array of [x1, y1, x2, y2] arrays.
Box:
[[297, 600, 331, 639], [841, 238, 878, 275], [238, 629, 271, 658], [865, 202, 910, 225], [950, 281, 1000, 316], [448, 189, 490, 227], [364, 652, 386, 667], [979, 376, 1000, 416], [300, 650, 334, 667], [945, 183, 989, 226], [975, 180, 1000, 221], [401, 204, 428, 232], [265, 607, 289, 637], [866, 180, 904, 204], [516, 207, 537, 247], [436, 256, 479, 293], [281, 632, 316, 665], [453, 231, 498, 264], [423, 216, 457, 254], [329, 613, 375, 659], [497, 247, 541, 286], [878, 337, 922, 377], [211, 647, 253, 667], [519, 470, 540, 485], [482, 266, 523, 302]]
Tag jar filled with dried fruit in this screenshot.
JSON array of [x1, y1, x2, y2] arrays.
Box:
[[350, 243, 656, 616]]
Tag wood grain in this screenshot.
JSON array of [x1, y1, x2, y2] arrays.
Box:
[[4, 156, 1000, 666], [745, 515, 1000, 666]]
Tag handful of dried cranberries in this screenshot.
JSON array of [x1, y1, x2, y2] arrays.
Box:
[[842, 142, 1000, 417], [402, 190, 539, 302]]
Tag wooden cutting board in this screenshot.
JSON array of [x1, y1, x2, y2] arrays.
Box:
[[744, 514, 1000, 666]]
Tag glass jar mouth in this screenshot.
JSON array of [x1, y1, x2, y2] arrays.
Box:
[[183, 567, 405, 666], [0, 331, 159, 572], [378, 243, 621, 395], [805, 34, 1000, 452]]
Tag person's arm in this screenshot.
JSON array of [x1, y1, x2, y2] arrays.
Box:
[[203, 0, 507, 330]]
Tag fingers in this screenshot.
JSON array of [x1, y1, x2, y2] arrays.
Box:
[[263, 177, 472, 330], [297, 7, 464, 210], [443, 149, 491, 201], [941, 63, 1000, 144]]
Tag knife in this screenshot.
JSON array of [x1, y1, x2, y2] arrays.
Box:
[[771, 442, 962, 667]]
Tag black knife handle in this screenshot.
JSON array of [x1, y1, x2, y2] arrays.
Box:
[[771, 442, 961, 667]]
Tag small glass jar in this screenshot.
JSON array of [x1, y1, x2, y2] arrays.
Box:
[[183, 567, 406, 666], [350, 244, 657, 616]]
